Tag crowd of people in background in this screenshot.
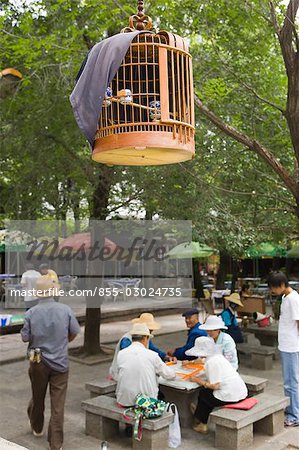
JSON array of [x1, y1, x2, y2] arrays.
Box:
[[109, 271, 299, 434]]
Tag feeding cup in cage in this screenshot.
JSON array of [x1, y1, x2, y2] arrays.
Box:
[[103, 86, 113, 107], [149, 100, 161, 121], [118, 89, 133, 104]]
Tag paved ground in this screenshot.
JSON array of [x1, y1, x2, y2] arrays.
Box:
[[0, 322, 299, 450]]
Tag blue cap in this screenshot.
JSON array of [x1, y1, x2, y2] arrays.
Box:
[[182, 308, 199, 317]]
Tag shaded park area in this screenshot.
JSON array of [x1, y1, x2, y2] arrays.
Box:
[[1, 0, 299, 449]]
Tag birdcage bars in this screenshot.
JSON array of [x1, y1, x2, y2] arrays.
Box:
[[92, 9, 195, 165]]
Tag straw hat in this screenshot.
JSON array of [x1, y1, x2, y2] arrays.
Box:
[[199, 315, 227, 331], [129, 323, 153, 338], [131, 313, 161, 330], [224, 292, 244, 307], [35, 276, 59, 298], [185, 336, 216, 357]]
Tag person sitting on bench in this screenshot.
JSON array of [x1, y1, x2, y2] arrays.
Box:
[[115, 323, 176, 407], [221, 293, 244, 343], [183, 315, 238, 370], [109, 313, 176, 380], [187, 337, 247, 434], [166, 308, 207, 360]]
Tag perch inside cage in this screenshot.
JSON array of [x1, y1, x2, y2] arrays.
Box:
[[93, 4, 195, 166]]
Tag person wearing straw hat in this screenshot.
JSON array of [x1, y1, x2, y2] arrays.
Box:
[[109, 312, 176, 380], [20, 276, 80, 450], [39, 264, 60, 302], [115, 323, 176, 407], [186, 337, 247, 434], [196, 315, 238, 370], [220, 292, 244, 343]]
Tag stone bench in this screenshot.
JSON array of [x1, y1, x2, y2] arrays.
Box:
[[210, 393, 289, 450], [237, 344, 276, 370], [239, 374, 268, 396], [0, 438, 29, 449], [81, 395, 174, 450], [85, 379, 117, 398]]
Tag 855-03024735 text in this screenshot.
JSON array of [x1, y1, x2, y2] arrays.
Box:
[[96, 287, 183, 297]]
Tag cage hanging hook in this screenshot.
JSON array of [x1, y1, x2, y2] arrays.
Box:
[[137, 0, 145, 17], [122, 0, 152, 32]]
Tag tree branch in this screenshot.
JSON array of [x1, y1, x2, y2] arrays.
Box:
[[270, 0, 299, 73], [269, 1, 281, 36], [83, 33, 94, 50], [194, 94, 299, 199], [221, 61, 285, 113], [209, 34, 285, 114], [280, 0, 299, 54], [238, 77, 285, 113]]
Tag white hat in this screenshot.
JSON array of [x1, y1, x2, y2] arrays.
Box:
[[199, 315, 227, 331], [253, 312, 267, 322], [129, 323, 153, 338], [186, 336, 216, 357]]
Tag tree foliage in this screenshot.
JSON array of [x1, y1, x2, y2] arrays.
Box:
[[1, 0, 298, 252]]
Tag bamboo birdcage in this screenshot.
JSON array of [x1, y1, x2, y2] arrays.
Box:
[[92, 3, 195, 166]]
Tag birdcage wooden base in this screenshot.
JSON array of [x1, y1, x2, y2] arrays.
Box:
[[92, 131, 194, 165]]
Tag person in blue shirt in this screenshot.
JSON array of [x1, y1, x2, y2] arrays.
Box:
[[109, 313, 176, 380], [123, 313, 176, 360], [166, 308, 208, 360], [221, 293, 244, 343]]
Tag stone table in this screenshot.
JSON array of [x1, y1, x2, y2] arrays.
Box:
[[159, 362, 202, 427], [244, 323, 278, 347]]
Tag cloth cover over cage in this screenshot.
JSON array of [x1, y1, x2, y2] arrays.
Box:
[[92, 30, 195, 166]]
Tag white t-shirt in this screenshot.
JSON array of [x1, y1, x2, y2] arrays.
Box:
[[116, 342, 175, 406], [205, 354, 247, 402], [21, 270, 42, 302], [278, 290, 299, 352]]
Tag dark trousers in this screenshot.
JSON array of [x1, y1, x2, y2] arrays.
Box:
[[194, 387, 243, 424], [28, 361, 69, 450]]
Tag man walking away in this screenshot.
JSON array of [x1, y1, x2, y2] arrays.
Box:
[[21, 276, 81, 450]]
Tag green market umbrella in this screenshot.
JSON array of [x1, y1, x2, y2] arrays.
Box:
[[286, 245, 299, 258], [0, 243, 27, 252], [167, 241, 216, 259], [245, 242, 287, 258]]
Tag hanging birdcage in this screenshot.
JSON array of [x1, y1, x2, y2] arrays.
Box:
[[92, 1, 195, 166]]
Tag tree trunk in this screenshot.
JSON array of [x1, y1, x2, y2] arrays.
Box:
[[216, 251, 231, 289], [83, 166, 114, 356], [230, 259, 241, 294], [193, 259, 205, 299], [83, 308, 101, 354], [194, 0, 299, 222]]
